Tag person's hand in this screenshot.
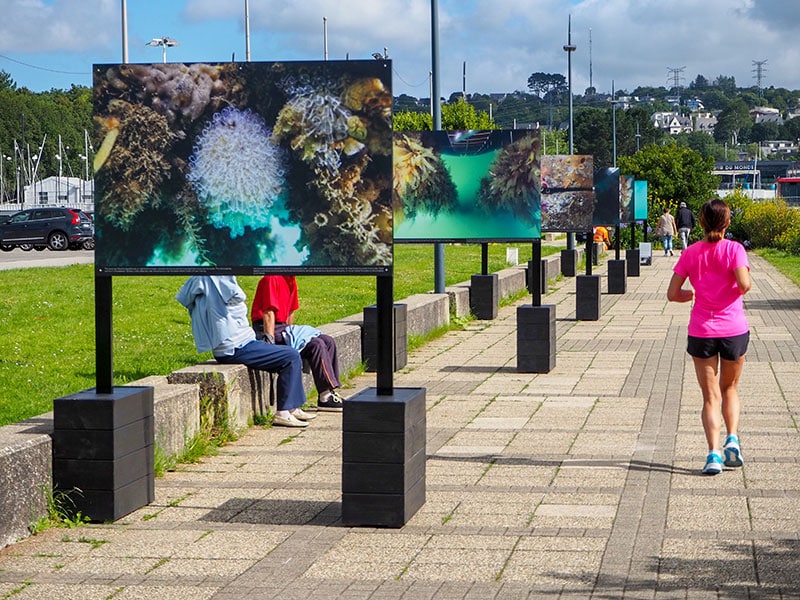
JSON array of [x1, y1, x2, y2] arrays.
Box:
[[264, 333, 275, 344]]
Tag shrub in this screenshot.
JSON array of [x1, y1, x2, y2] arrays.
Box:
[[740, 198, 800, 250]]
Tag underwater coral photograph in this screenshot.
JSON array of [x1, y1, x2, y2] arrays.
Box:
[[92, 60, 393, 275], [634, 179, 649, 220], [620, 174, 634, 223], [540, 154, 595, 232], [393, 129, 541, 242]]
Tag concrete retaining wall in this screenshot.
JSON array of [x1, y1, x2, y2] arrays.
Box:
[[0, 257, 568, 549]]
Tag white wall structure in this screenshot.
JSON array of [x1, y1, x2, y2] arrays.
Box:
[[20, 176, 94, 211]]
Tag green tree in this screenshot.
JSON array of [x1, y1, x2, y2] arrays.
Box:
[[393, 98, 496, 131], [441, 98, 496, 130], [393, 110, 432, 131], [714, 97, 752, 145], [617, 142, 718, 218], [526, 72, 567, 99]]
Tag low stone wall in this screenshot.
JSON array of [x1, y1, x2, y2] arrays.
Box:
[[0, 258, 568, 549]]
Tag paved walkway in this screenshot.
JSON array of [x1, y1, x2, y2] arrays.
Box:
[[2, 251, 800, 599]]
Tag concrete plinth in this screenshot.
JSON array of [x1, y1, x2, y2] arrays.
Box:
[[561, 249, 578, 277], [342, 387, 426, 528], [362, 303, 407, 372], [52, 386, 155, 522], [607, 259, 627, 294], [576, 275, 601, 321], [517, 304, 556, 373], [626, 249, 641, 277], [470, 274, 498, 320]]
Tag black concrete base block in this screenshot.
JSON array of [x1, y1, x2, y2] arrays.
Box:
[[342, 387, 426, 528], [52, 417, 153, 460], [576, 275, 601, 321], [74, 474, 156, 523], [342, 474, 425, 528], [561, 249, 578, 277], [524, 260, 548, 295], [54, 386, 154, 430], [470, 274, 498, 320], [517, 304, 556, 373], [52, 386, 155, 522], [343, 420, 426, 464], [607, 259, 627, 294], [626, 249, 641, 277], [343, 447, 425, 494], [362, 303, 408, 372], [53, 445, 153, 491], [342, 387, 426, 435]]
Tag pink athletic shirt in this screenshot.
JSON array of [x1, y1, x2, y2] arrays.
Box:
[[673, 239, 750, 338]]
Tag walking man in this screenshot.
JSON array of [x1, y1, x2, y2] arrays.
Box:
[[676, 201, 696, 251]]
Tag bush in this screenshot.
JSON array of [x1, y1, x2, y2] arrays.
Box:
[[740, 198, 800, 250]]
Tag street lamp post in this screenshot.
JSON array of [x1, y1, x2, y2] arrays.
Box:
[[146, 37, 179, 63], [563, 16, 576, 253]]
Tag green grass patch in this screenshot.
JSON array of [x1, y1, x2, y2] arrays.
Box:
[[0, 243, 553, 426], [755, 248, 800, 288]]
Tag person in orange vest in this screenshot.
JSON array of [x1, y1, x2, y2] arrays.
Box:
[[593, 226, 611, 250]]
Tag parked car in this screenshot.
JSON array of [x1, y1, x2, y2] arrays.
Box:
[[0, 207, 94, 251]]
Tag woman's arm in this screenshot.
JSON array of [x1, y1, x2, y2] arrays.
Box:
[[667, 272, 694, 303], [734, 266, 751, 295]]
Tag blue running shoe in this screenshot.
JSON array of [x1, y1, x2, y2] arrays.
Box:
[[702, 451, 723, 475], [723, 434, 744, 467]]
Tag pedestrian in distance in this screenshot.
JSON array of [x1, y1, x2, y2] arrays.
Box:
[[251, 274, 345, 412], [175, 275, 315, 428], [657, 206, 678, 256], [666, 199, 751, 475], [675, 201, 696, 251]]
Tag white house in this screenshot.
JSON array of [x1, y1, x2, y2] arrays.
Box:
[[22, 176, 94, 210], [652, 111, 693, 135]]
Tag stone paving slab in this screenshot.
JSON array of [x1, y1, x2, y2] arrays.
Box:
[[2, 251, 800, 598]]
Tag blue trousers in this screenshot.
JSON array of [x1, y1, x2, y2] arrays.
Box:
[[215, 340, 305, 411]]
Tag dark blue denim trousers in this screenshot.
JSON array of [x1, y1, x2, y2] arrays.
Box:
[[215, 339, 305, 411]]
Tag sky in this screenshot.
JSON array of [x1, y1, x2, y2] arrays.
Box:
[[1, 0, 799, 99]]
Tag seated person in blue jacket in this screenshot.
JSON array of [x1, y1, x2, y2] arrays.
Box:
[[175, 275, 315, 428]]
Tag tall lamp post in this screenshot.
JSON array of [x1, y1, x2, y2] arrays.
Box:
[[431, 0, 444, 293], [563, 16, 576, 253], [146, 37, 179, 63]]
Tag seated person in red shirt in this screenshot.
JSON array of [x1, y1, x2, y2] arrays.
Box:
[[251, 275, 344, 412]]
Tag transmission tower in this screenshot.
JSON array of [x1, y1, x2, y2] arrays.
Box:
[[752, 59, 767, 96], [666, 66, 686, 91]]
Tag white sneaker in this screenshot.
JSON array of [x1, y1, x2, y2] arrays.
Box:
[[290, 408, 317, 421], [272, 413, 308, 428]]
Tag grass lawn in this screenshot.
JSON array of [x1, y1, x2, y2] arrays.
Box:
[[0, 242, 555, 426]]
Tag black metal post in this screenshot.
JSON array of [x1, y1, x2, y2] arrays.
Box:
[[481, 243, 488, 275], [532, 239, 542, 307], [585, 235, 593, 276], [95, 274, 113, 394], [376, 274, 394, 395]]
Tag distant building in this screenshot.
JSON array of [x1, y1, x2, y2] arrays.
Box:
[[760, 140, 798, 157], [685, 97, 705, 111], [693, 112, 717, 133], [652, 111, 693, 135], [22, 176, 94, 209], [750, 106, 783, 125]]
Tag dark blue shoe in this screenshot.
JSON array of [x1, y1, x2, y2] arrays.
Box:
[[723, 435, 744, 467]]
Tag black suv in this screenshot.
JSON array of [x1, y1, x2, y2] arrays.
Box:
[[0, 208, 94, 251]]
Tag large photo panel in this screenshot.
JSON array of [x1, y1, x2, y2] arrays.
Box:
[[541, 154, 594, 232], [93, 60, 393, 275], [592, 167, 621, 226], [393, 129, 541, 242]]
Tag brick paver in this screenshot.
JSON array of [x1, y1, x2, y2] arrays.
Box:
[[1, 250, 799, 599]]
